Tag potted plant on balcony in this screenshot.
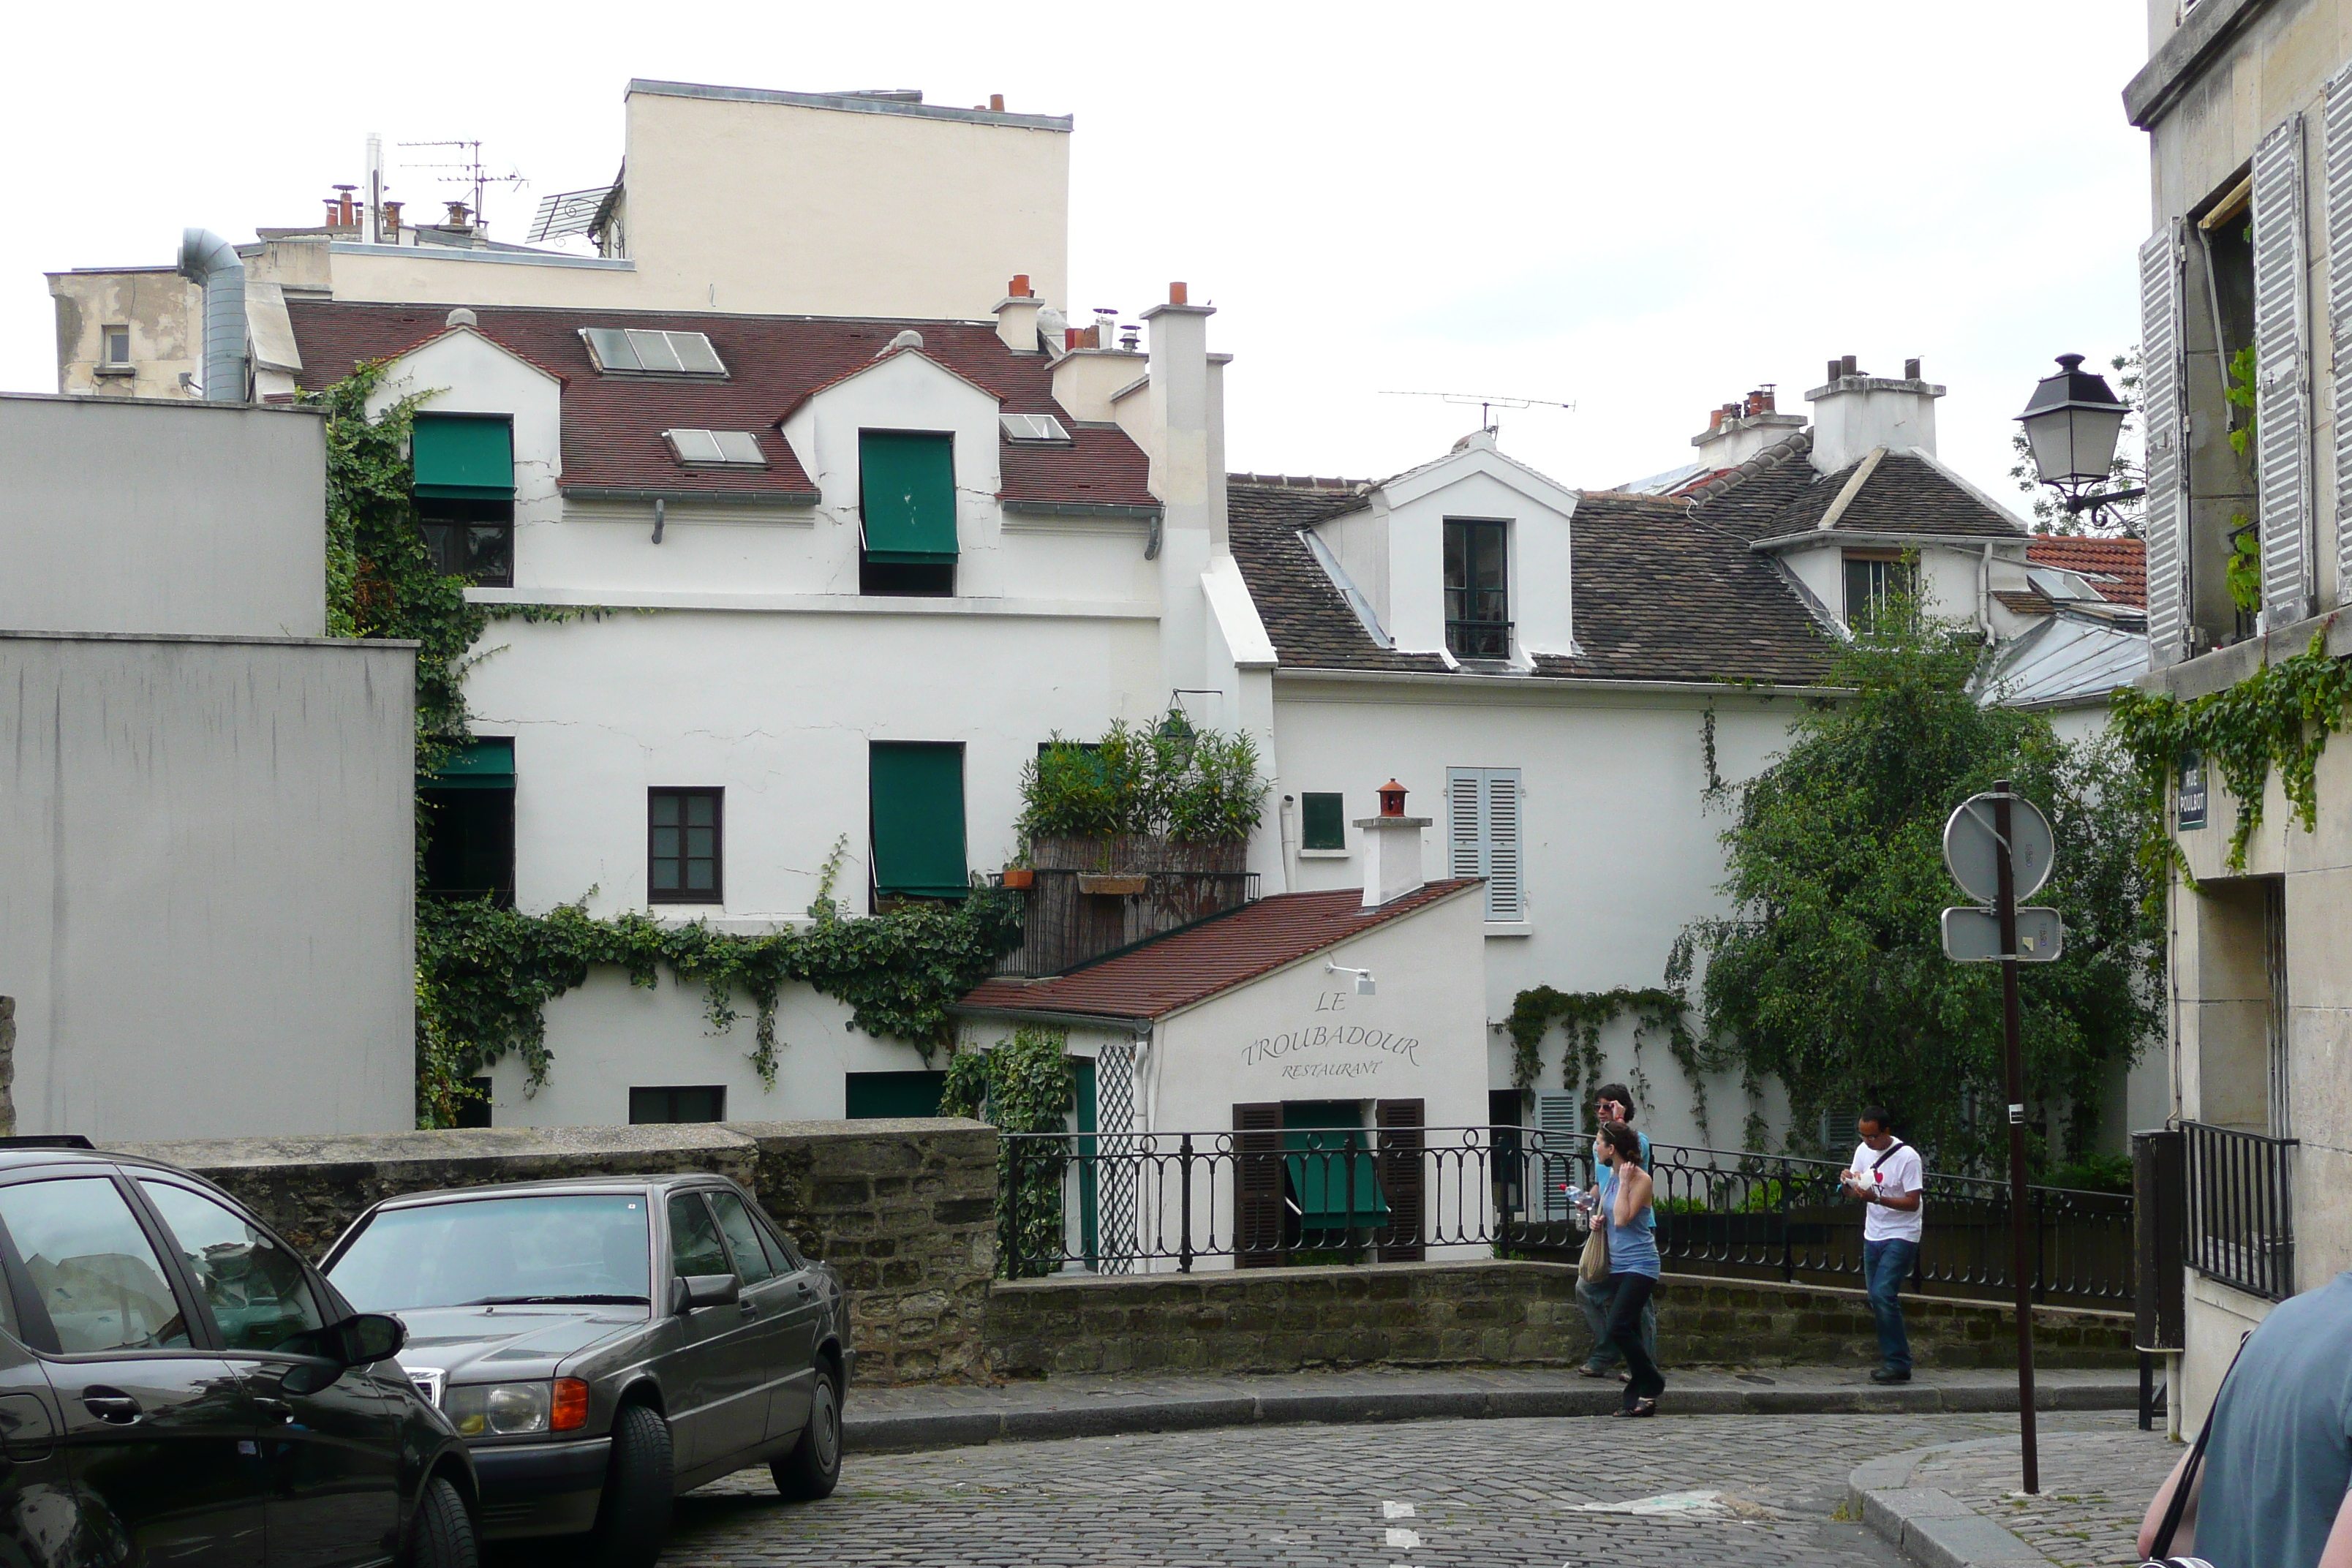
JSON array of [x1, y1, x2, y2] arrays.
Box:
[[1017, 714, 1266, 874]]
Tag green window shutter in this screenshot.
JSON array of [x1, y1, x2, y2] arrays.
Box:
[[423, 737, 514, 791], [869, 742, 968, 897], [1300, 792, 1346, 851], [1281, 1103, 1389, 1226], [413, 415, 515, 500], [859, 431, 958, 562]]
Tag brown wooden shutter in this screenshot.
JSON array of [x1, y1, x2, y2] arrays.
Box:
[[1233, 1102, 1284, 1269], [1376, 1098, 1426, 1262]]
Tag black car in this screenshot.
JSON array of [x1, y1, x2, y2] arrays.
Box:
[[0, 1138, 478, 1567], [320, 1174, 850, 1568]]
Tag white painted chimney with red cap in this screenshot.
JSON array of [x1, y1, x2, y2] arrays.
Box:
[[1355, 779, 1430, 907]]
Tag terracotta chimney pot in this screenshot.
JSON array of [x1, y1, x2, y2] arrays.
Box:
[[1169, 282, 1188, 306], [1377, 779, 1408, 816]]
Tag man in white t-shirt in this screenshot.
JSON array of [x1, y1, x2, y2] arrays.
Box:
[[1842, 1105, 1924, 1384]]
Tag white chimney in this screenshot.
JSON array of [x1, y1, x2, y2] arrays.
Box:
[[1692, 387, 1806, 471], [1806, 355, 1943, 475], [994, 274, 1042, 353], [1355, 779, 1428, 908]]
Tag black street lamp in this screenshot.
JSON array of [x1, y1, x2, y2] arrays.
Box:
[[2016, 354, 2142, 527]]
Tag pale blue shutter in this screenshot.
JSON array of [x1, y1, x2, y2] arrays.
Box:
[[2254, 113, 2314, 626], [1446, 767, 1523, 921], [1534, 1092, 1580, 1222], [2141, 224, 2187, 667], [2326, 65, 2352, 607]]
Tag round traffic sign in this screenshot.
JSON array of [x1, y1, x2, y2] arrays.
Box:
[[1943, 792, 2054, 904]]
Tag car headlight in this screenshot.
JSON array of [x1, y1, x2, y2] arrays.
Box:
[[447, 1382, 551, 1437]]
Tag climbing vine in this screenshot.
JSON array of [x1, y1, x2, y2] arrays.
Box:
[[2109, 627, 2352, 895], [941, 1026, 1077, 1278], [1503, 986, 1703, 1135], [314, 363, 1025, 1124]]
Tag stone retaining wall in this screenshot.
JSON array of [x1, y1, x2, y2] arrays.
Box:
[[986, 1262, 2136, 1378], [110, 1117, 996, 1386]]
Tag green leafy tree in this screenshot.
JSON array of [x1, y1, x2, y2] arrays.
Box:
[[1670, 610, 2161, 1172]]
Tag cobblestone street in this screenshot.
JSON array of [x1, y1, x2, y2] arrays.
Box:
[[570, 1410, 2163, 1568], [1908, 1425, 2179, 1568]]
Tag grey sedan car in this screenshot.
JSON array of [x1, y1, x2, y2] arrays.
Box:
[[320, 1174, 849, 1568]]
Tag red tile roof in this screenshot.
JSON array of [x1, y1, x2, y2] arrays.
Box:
[[2027, 535, 2146, 608], [959, 881, 1482, 1022], [284, 301, 1155, 510]]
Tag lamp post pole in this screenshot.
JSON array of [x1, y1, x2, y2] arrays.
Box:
[[1994, 779, 2040, 1494]]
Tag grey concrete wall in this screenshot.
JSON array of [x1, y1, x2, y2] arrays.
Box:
[[110, 1118, 1000, 1386], [987, 1263, 2138, 1379], [1, 630, 415, 1140], [0, 393, 328, 638]]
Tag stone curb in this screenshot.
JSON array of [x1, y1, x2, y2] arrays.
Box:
[[1847, 1441, 2055, 1568], [846, 1377, 2138, 1454]]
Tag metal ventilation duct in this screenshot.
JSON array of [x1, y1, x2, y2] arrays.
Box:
[[176, 228, 247, 402]]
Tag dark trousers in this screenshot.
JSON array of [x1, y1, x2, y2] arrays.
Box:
[[1606, 1272, 1664, 1407], [1578, 1274, 1658, 1371], [1863, 1237, 1917, 1374]]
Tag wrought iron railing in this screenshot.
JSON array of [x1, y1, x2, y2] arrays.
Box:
[[1444, 618, 1512, 660], [994, 1127, 2135, 1305], [2182, 1120, 2296, 1302]]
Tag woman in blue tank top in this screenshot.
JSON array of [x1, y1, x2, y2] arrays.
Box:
[[1597, 1120, 1664, 1416]]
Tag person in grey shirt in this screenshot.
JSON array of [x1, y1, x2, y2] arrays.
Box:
[[2137, 1270, 2352, 1568]]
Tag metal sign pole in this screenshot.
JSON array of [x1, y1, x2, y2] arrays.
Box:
[[1993, 780, 2040, 1494]]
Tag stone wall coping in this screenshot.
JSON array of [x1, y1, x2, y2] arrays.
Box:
[[107, 1115, 994, 1172], [992, 1262, 2133, 1327]]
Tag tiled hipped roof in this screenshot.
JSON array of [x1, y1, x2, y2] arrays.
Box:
[[283, 301, 1155, 510], [2026, 535, 2146, 608], [1226, 475, 1836, 686], [1695, 444, 2027, 543], [958, 882, 1480, 1022]]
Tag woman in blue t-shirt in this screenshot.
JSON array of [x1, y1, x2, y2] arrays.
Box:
[[1597, 1120, 1664, 1417]]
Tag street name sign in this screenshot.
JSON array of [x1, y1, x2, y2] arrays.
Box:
[[1940, 905, 2065, 963]]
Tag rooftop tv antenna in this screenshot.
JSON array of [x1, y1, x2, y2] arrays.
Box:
[[1379, 389, 1578, 434], [397, 140, 527, 227]]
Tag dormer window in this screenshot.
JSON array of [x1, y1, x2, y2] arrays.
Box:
[[999, 412, 1073, 444], [1443, 517, 1511, 660], [663, 429, 768, 468], [579, 327, 727, 377], [1842, 550, 1914, 628]]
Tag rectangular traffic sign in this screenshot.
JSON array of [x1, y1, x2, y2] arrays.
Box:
[[1941, 905, 2064, 963]]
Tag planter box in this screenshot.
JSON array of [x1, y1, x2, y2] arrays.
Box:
[[999, 869, 1035, 889], [1075, 873, 1148, 895]]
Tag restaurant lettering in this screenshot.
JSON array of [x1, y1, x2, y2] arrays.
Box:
[[1241, 1023, 1420, 1069]]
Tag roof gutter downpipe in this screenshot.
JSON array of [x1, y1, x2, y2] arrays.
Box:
[[176, 228, 247, 402]]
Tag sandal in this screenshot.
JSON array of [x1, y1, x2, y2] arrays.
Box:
[[1577, 1365, 1610, 1379], [1613, 1398, 1658, 1419]]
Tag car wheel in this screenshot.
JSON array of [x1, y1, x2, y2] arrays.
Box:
[[771, 1363, 842, 1501], [405, 1475, 478, 1568], [586, 1403, 675, 1568]]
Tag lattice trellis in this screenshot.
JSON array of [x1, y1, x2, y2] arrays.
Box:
[[1093, 1040, 1139, 1274]]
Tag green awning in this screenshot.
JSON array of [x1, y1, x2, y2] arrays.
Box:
[[859, 431, 958, 562], [413, 415, 515, 500], [870, 742, 968, 898], [1284, 1127, 1390, 1227], [423, 738, 514, 791]]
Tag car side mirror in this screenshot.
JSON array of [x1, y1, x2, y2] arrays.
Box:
[[276, 1313, 407, 1394], [672, 1274, 739, 1315], [337, 1313, 407, 1365]]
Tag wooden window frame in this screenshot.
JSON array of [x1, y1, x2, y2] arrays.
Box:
[[647, 786, 724, 905]]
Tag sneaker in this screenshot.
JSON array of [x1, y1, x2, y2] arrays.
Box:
[[1870, 1367, 1912, 1384], [1577, 1364, 1611, 1379]]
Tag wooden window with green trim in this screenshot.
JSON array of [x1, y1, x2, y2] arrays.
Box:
[[1300, 792, 1346, 851], [868, 742, 968, 901], [860, 430, 957, 595], [648, 788, 723, 905]]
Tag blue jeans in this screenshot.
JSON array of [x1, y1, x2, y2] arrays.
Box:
[[1578, 1273, 1658, 1371], [1863, 1237, 1918, 1374]]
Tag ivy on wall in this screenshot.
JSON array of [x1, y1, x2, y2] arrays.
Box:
[[2110, 628, 2352, 893], [1503, 986, 1704, 1136], [941, 1025, 1076, 1278], [313, 364, 1023, 1125]]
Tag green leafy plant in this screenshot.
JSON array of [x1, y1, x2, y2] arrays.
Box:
[[2225, 343, 2258, 459], [1503, 986, 1700, 1131], [940, 1026, 1076, 1278], [1665, 606, 2161, 1172], [2109, 630, 2352, 886], [1017, 712, 1267, 845], [2225, 519, 2263, 614]]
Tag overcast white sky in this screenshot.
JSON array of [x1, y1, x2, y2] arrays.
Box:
[[3, 1, 2149, 505]]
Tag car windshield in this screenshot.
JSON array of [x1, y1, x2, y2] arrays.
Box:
[[326, 1193, 652, 1312]]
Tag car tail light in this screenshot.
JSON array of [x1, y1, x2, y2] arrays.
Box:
[[551, 1379, 590, 1432]]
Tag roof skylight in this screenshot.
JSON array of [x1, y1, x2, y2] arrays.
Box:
[[664, 429, 768, 467], [582, 327, 728, 377], [1000, 412, 1073, 444]]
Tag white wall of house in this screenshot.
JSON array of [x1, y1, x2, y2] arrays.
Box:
[[0, 633, 415, 1141], [1269, 674, 1801, 1150]]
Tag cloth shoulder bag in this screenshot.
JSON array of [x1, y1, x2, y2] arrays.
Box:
[[1579, 1177, 1610, 1283], [2140, 1333, 2253, 1568]]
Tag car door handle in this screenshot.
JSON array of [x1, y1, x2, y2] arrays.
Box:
[[254, 1398, 295, 1423], [80, 1390, 141, 1425], [795, 1280, 813, 1297], [738, 1299, 761, 1317]]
